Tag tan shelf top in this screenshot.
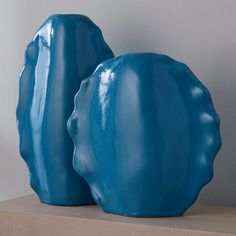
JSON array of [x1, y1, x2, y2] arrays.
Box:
[[0, 194, 235, 236]]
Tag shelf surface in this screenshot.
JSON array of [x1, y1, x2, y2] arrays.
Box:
[[0, 194, 235, 236]]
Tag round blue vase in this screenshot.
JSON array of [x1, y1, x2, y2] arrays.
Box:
[[16, 14, 114, 205], [67, 53, 221, 216]]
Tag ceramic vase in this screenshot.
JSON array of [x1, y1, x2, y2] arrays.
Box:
[[16, 14, 114, 205], [67, 53, 221, 216]]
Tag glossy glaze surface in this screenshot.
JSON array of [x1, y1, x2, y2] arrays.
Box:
[[68, 53, 221, 216], [16, 14, 114, 205]]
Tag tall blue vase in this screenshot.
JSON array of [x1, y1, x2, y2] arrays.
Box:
[[16, 14, 114, 205]]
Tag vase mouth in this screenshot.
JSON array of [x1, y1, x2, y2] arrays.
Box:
[[32, 14, 97, 42], [46, 14, 91, 20], [42, 14, 93, 25], [115, 52, 175, 60]]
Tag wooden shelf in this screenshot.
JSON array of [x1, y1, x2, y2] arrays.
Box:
[[0, 195, 235, 236]]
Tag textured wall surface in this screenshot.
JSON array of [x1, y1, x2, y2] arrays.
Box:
[[0, 0, 235, 207]]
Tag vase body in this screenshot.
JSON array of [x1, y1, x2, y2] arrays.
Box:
[[68, 53, 221, 216], [16, 14, 114, 205]]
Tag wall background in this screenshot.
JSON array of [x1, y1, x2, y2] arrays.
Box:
[[0, 0, 235, 207]]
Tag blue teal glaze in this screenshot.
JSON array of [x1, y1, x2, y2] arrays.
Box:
[[68, 53, 221, 216], [16, 14, 114, 205]]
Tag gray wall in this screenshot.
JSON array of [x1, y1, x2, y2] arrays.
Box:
[[0, 0, 235, 207]]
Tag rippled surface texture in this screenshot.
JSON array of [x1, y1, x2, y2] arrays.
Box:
[[16, 14, 114, 205], [68, 53, 221, 216]]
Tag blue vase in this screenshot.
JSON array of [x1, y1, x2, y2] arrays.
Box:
[[16, 14, 114, 205], [68, 53, 221, 216]]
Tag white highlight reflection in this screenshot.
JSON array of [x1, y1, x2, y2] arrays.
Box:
[[99, 68, 115, 129]]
